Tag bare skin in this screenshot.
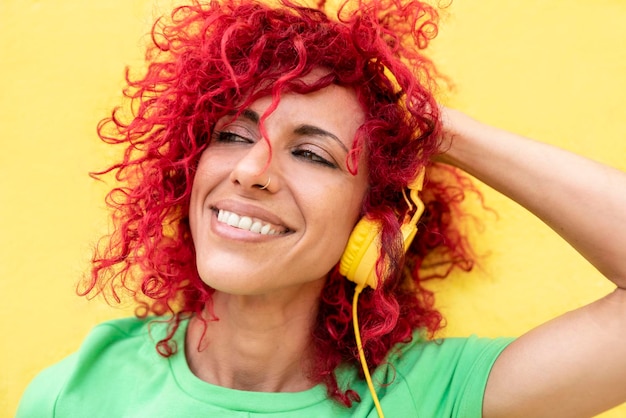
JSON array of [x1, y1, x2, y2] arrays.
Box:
[[185, 279, 325, 392], [186, 82, 626, 414], [186, 78, 368, 393], [438, 107, 626, 418]]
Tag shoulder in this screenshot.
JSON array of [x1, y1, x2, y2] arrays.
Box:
[[16, 352, 78, 418], [16, 316, 176, 418], [55, 316, 164, 373], [379, 334, 514, 417], [72, 316, 163, 355], [394, 334, 514, 377]]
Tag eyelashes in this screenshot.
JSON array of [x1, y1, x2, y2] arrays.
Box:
[[291, 149, 336, 168], [213, 131, 252, 144], [211, 129, 338, 169]]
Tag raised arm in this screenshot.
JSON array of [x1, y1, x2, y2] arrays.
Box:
[[438, 107, 626, 418]]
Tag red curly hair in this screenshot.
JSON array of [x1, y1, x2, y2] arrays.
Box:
[[81, 0, 477, 407]]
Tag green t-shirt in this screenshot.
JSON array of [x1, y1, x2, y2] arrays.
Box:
[[17, 317, 512, 417]]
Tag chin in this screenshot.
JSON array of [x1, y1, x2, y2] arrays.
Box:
[[196, 268, 272, 295]]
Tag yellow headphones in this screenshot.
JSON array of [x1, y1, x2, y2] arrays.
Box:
[[339, 168, 426, 289], [338, 168, 426, 418]]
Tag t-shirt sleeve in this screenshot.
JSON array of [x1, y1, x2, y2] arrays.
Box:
[[15, 317, 152, 418], [15, 354, 78, 418], [380, 335, 514, 418], [450, 336, 514, 417]]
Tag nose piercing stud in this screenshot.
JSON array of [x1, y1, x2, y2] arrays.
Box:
[[259, 177, 271, 190]]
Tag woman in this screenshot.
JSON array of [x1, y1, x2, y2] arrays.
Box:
[[17, 0, 626, 416]]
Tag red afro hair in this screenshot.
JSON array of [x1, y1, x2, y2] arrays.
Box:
[[80, 0, 477, 407]]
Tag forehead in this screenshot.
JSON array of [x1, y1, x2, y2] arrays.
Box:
[[248, 83, 365, 143], [247, 68, 365, 123]]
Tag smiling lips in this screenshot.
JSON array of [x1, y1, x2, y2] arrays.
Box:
[[216, 209, 287, 235]]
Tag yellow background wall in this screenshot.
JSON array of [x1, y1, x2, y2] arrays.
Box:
[[1, 1, 625, 416]]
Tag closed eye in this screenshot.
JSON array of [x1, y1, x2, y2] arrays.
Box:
[[292, 148, 336, 168], [212, 131, 252, 144]]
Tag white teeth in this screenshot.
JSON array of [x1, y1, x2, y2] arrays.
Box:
[[238, 216, 252, 230], [250, 221, 263, 233], [227, 213, 239, 227], [217, 209, 281, 235]]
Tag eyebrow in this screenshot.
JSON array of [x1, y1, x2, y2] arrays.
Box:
[[229, 109, 349, 153], [231, 109, 260, 124], [294, 125, 349, 153]]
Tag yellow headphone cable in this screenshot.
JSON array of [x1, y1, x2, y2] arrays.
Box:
[[352, 284, 385, 418]]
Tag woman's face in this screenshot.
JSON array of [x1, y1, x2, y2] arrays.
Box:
[[189, 82, 369, 296]]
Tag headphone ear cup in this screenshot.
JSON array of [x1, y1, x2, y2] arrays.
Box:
[[339, 218, 383, 289], [340, 218, 420, 289]]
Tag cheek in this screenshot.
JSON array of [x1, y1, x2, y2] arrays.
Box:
[[188, 156, 220, 233], [311, 184, 366, 255], [188, 188, 201, 238]]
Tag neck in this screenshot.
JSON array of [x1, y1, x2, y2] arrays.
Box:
[[185, 279, 325, 392]]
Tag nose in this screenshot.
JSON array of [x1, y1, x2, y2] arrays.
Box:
[[229, 139, 277, 192]]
